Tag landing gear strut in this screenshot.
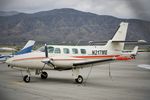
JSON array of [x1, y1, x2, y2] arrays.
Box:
[[75, 75, 83, 84], [41, 71, 48, 79], [72, 68, 83, 84]]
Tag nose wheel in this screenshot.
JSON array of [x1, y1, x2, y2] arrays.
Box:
[[41, 71, 48, 79], [23, 75, 30, 83], [75, 75, 83, 84]]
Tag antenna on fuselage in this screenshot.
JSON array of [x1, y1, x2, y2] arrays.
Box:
[[75, 40, 81, 46]]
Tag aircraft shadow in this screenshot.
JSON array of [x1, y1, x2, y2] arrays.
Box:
[[32, 77, 75, 84]]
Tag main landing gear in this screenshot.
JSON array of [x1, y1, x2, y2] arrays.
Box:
[[72, 68, 84, 84], [40, 71, 48, 79], [75, 75, 83, 84], [23, 75, 30, 83]]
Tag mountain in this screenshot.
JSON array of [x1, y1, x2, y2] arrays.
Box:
[[0, 11, 20, 16], [0, 8, 150, 45]]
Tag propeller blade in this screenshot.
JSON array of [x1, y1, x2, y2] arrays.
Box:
[[45, 44, 48, 58]]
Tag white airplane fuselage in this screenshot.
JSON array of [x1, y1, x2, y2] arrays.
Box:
[[6, 43, 131, 70]]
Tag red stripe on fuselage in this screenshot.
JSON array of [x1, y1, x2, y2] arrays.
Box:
[[12, 55, 120, 61]]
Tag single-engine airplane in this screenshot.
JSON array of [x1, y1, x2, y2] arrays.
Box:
[[6, 22, 138, 83], [0, 40, 35, 62]]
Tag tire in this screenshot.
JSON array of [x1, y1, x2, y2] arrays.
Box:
[[41, 71, 48, 79], [75, 75, 83, 84], [23, 75, 30, 83]]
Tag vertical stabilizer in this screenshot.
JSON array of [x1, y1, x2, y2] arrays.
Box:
[[112, 22, 128, 41], [15, 40, 35, 55], [105, 22, 129, 54]]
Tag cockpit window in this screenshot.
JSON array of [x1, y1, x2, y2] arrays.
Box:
[[37, 46, 54, 53], [48, 46, 54, 53], [37, 46, 45, 52]]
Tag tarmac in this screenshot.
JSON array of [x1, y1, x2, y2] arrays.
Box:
[[0, 52, 150, 100]]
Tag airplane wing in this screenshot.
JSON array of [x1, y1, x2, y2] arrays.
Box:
[[0, 47, 16, 51], [73, 58, 115, 68], [0, 55, 12, 63]]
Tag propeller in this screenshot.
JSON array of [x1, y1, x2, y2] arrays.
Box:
[[41, 44, 55, 70], [41, 44, 48, 70], [45, 44, 48, 58], [41, 44, 50, 64]]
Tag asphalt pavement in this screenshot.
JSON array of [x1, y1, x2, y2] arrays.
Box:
[[0, 52, 150, 100]]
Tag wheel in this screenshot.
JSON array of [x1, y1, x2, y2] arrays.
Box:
[[41, 71, 48, 79], [75, 75, 83, 84], [23, 75, 30, 83]]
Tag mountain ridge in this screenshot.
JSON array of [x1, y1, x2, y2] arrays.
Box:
[[0, 11, 20, 16], [0, 8, 150, 45]]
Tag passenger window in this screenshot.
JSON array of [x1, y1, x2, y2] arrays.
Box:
[[47, 46, 54, 53], [63, 48, 69, 54], [54, 48, 61, 54], [81, 49, 86, 54], [72, 48, 78, 54]]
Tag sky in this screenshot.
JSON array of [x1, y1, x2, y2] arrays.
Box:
[[0, 0, 150, 21]]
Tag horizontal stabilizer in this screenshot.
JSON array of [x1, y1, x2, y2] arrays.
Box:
[[112, 41, 138, 43]]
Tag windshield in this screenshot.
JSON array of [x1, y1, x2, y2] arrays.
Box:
[[37, 46, 45, 52], [37, 46, 54, 53]]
